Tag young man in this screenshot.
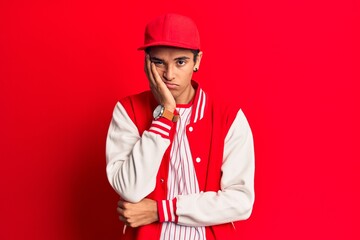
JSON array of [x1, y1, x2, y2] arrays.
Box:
[[106, 13, 255, 240]]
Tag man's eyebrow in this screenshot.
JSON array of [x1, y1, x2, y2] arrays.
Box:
[[150, 56, 163, 62], [174, 56, 190, 61]]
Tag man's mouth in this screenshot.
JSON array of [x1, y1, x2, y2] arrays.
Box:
[[164, 82, 178, 89]]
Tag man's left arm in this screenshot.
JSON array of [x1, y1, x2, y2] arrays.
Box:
[[157, 109, 255, 226]]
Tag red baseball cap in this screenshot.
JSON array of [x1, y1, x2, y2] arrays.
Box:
[[138, 13, 200, 51]]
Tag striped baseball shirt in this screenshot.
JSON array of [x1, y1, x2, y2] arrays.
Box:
[[160, 105, 206, 240]]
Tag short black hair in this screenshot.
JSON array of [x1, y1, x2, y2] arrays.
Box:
[[145, 47, 200, 62], [190, 49, 200, 63]]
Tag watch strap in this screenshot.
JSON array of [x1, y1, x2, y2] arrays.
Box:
[[162, 108, 179, 122]]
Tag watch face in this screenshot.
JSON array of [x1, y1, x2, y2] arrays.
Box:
[[153, 105, 163, 119]]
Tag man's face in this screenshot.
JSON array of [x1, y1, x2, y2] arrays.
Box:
[[147, 46, 202, 104]]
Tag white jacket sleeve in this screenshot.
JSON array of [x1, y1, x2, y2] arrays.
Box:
[[175, 109, 255, 226], [106, 102, 172, 203]]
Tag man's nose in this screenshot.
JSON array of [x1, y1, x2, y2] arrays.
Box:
[[163, 65, 175, 81]]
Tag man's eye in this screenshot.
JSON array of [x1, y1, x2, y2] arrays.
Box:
[[177, 60, 186, 66]]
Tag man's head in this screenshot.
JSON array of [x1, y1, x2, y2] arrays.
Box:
[[140, 14, 203, 104]]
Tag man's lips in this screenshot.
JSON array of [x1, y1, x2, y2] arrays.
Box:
[[164, 82, 178, 89]]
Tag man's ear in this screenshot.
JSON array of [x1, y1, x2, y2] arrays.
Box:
[[194, 51, 203, 71]]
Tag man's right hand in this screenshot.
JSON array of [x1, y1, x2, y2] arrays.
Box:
[[117, 198, 159, 228], [144, 54, 176, 112]]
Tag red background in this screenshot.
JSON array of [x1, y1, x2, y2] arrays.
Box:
[[1, 0, 359, 239]]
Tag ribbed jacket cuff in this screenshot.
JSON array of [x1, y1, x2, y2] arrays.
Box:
[[157, 198, 178, 223], [148, 118, 174, 139]]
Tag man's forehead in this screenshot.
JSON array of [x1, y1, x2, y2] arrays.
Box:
[[148, 46, 193, 55]]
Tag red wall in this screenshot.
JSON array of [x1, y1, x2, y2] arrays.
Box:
[[1, 1, 358, 239]]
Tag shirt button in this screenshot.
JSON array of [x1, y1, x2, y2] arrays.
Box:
[[160, 179, 165, 183], [189, 126, 193, 132], [195, 157, 201, 163]]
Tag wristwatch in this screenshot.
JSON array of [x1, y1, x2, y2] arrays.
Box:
[[153, 105, 179, 122]]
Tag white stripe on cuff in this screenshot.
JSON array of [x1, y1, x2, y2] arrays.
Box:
[[153, 120, 171, 130], [162, 200, 168, 222], [169, 200, 175, 221], [149, 127, 169, 136]]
